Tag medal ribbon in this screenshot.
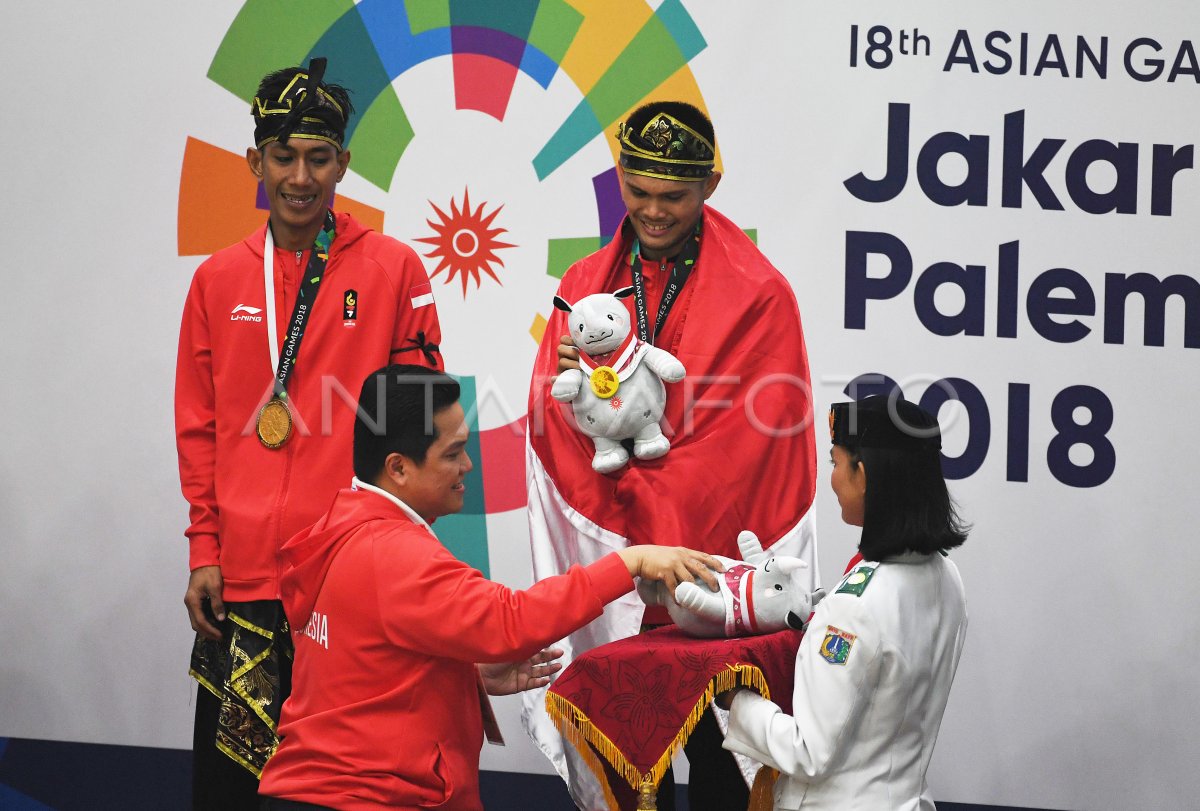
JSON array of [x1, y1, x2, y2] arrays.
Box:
[[263, 210, 336, 398], [577, 331, 642, 379], [629, 221, 701, 344]]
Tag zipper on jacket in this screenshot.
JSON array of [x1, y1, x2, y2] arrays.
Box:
[[271, 247, 300, 600], [273, 437, 295, 601]]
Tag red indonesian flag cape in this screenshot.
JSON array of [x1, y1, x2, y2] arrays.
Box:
[[522, 206, 819, 808]]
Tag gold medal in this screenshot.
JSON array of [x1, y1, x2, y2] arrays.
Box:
[[256, 396, 293, 449], [589, 366, 619, 399]]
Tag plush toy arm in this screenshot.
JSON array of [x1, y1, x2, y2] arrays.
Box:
[[674, 580, 726, 621], [785, 587, 827, 631], [810, 587, 827, 612], [641, 346, 686, 383], [551, 368, 584, 401]]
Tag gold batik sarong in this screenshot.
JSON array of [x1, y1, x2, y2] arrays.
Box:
[[190, 600, 292, 777]]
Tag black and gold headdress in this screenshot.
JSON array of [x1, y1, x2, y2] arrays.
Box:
[[617, 112, 715, 181], [252, 57, 348, 150]]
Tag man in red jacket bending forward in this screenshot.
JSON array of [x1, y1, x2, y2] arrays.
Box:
[[257, 364, 723, 811]]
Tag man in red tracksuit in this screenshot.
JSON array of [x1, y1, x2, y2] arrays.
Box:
[[257, 365, 722, 811], [174, 58, 443, 811]]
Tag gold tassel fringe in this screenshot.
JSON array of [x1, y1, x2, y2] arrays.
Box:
[[546, 664, 771, 808]]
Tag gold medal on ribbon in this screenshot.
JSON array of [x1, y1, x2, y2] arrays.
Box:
[[256, 396, 293, 449], [589, 366, 619, 399]]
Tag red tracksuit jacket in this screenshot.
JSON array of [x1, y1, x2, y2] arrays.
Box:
[[259, 481, 634, 810], [175, 212, 443, 601]]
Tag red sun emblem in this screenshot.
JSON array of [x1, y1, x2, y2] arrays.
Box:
[[415, 188, 515, 296]]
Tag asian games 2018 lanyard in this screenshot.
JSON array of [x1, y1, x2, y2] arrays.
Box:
[[256, 210, 336, 449], [628, 221, 701, 345]]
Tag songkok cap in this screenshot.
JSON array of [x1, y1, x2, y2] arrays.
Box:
[[618, 111, 715, 181], [252, 57, 349, 150], [829, 395, 942, 452]]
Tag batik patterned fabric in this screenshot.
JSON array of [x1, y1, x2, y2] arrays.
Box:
[[190, 600, 293, 776], [546, 625, 801, 810]]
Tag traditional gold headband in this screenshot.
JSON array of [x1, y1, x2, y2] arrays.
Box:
[[617, 112, 715, 181]]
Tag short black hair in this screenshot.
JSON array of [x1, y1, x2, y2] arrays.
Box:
[[837, 405, 969, 559], [625, 100, 715, 147], [352, 364, 461, 482]]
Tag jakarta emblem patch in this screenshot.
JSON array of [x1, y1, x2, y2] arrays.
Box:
[[820, 625, 856, 665], [836, 565, 876, 596]]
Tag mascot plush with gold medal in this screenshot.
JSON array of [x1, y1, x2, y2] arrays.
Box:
[[550, 286, 685, 473]]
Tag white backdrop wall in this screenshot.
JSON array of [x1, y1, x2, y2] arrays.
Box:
[[1, 2, 1197, 809]]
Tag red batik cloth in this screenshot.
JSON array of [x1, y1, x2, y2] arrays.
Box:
[[546, 625, 803, 809]]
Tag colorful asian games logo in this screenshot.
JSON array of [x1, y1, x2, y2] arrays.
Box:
[[178, 0, 713, 573]]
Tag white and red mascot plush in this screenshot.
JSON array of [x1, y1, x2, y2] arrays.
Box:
[[550, 286, 686, 473], [638, 530, 827, 638]]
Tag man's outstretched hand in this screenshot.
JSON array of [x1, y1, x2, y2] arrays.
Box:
[[479, 647, 565, 695], [618, 546, 724, 595]]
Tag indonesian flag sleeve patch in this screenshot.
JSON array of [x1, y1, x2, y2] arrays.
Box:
[[409, 281, 434, 309]]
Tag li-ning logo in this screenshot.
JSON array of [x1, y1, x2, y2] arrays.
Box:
[[230, 304, 263, 323], [343, 289, 358, 327]]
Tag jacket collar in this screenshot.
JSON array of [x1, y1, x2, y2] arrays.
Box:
[[350, 476, 435, 537]]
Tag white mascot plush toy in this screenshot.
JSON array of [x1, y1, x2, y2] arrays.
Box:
[[550, 286, 686, 473], [637, 531, 827, 638]]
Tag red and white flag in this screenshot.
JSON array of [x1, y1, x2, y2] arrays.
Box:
[[521, 208, 820, 808], [409, 281, 434, 309]]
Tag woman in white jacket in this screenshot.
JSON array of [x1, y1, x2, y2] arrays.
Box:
[[719, 395, 969, 810]]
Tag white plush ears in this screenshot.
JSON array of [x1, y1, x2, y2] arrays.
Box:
[[553, 295, 573, 312], [771, 556, 809, 575], [613, 285, 635, 299]]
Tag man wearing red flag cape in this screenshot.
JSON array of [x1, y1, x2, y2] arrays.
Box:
[[523, 101, 819, 810]]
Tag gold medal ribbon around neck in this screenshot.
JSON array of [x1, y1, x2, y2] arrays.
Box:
[[256, 211, 336, 449]]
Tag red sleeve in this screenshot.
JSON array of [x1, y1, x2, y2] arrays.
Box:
[[388, 245, 444, 372], [374, 534, 632, 662], [174, 267, 221, 570]]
